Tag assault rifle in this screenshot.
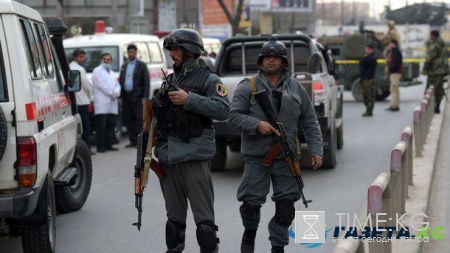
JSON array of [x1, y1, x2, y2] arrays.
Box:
[[132, 99, 166, 231], [253, 90, 312, 208]]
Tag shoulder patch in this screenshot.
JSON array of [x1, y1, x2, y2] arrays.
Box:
[[216, 83, 228, 97]]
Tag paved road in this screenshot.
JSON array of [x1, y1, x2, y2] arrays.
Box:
[[0, 81, 427, 253]]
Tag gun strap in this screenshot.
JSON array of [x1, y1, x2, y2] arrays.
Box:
[[249, 76, 257, 94]]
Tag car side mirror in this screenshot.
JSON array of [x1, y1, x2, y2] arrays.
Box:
[[67, 70, 81, 92]]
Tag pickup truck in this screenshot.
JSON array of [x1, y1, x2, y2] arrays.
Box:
[[212, 34, 344, 171]]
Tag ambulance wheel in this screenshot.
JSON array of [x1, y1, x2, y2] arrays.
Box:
[[21, 175, 56, 253], [55, 140, 92, 213], [0, 106, 6, 161]]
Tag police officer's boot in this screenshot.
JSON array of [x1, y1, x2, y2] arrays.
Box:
[[271, 246, 284, 253], [240, 229, 257, 253], [166, 219, 186, 253]]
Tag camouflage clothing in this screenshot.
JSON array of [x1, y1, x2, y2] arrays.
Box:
[[361, 79, 375, 113], [423, 37, 449, 76], [423, 37, 449, 105]]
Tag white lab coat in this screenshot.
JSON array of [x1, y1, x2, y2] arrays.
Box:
[[69, 61, 92, 106], [92, 65, 121, 115]]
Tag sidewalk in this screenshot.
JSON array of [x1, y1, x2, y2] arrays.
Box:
[[422, 100, 450, 252]]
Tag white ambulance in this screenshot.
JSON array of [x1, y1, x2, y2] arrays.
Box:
[[0, 1, 92, 252], [64, 22, 169, 98]]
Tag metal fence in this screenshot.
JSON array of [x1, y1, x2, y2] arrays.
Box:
[[332, 87, 436, 253]]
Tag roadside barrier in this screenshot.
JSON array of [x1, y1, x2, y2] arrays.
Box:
[[332, 87, 436, 253]]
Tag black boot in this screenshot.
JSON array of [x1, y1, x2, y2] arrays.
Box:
[[241, 229, 257, 253], [271, 246, 284, 253], [435, 102, 441, 114]]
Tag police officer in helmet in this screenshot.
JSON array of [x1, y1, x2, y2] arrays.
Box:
[[153, 28, 230, 253], [227, 37, 323, 253]]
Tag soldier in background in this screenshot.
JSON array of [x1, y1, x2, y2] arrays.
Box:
[[359, 44, 377, 117], [384, 20, 401, 47], [422, 30, 450, 114], [385, 39, 403, 112]]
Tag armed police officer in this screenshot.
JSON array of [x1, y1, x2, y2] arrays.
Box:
[[227, 38, 323, 253], [153, 28, 230, 253]]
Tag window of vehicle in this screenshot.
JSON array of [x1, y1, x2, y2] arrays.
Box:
[[127, 42, 150, 63], [65, 46, 120, 73], [148, 42, 163, 63], [35, 24, 54, 77], [20, 20, 42, 78], [0, 45, 6, 102]]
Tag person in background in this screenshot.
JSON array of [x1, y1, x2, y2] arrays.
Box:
[[69, 48, 95, 155], [359, 44, 377, 117], [92, 53, 121, 153], [119, 44, 150, 148], [422, 30, 450, 114], [385, 39, 403, 112]]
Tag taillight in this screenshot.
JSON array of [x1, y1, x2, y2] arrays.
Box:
[[17, 137, 37, 188], [313, 82, 323, 91]]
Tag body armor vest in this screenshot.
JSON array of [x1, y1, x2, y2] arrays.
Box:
[[153, 67, 213, 142]]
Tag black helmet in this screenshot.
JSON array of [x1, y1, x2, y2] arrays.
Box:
[[257, 37, 288, 65], [163, 28, 205, 57]]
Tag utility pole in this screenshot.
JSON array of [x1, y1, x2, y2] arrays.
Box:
[[340, 0, 344, 26]]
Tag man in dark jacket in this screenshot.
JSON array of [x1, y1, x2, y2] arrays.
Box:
[[119, 44, 150, 147], [386, 39, 402, 112], [359, 44, 377, 116]]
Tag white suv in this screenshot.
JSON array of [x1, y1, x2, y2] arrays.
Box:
[[0, 1, 92, 252]]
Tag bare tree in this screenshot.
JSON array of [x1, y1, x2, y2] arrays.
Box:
[[216, 0, 244, 35]]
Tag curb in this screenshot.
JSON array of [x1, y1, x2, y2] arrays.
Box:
[[390, 97, 447, 253]]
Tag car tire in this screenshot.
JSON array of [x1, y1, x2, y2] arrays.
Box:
[[0, 106, 6, 161], [55, 140, 92, 213], [21, 174, 56, 253], [211, 137, 227, 172], [351, 78, 363, 102], [323, 114, 337, 169]]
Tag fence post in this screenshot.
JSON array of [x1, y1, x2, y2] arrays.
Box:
[[420, 99, 428, 142], [390, 142, 406, 215], [401, 127, 413, 193], [413, 106, 422, 157], [368, 172, 391, 253]]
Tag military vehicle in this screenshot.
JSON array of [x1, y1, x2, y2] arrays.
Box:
[[318, 30, 422, 101]]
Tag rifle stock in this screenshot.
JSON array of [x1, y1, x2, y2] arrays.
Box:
[[253, 90, 312, 208]]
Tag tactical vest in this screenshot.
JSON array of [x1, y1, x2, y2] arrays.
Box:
[[154, 67, 213, 142]]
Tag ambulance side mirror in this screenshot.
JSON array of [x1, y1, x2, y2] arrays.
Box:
[[67, 70, 81, 92]]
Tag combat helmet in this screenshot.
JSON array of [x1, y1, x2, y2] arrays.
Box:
[[257, 37, 288, 65], [163, 28, 204, 57]]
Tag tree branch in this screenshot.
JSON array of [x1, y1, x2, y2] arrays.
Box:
[[216, 0, 234, 25]]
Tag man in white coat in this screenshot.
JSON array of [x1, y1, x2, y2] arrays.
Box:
[[69, 49, 95, 155], [92, 52, 121, 153]]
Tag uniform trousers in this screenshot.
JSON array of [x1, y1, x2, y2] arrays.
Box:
[[389, 73, 402, 108], [160, 159, 215, 228], [237, 156, 301, 247]]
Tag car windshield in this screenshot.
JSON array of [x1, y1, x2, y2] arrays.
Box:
[[64, 46, 120, 73]]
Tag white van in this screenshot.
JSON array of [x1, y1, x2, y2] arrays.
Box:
[[64, 25, 168, 98]]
